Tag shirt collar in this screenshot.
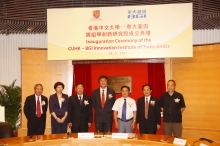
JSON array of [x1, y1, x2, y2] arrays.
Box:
[[77, 94, 83, 98], [100, 87, 107, 91], [35, 94, 41, 99]]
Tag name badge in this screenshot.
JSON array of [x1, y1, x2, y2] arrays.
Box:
[[78, 133, 94, 139], [112, 133, 128, 139], [173, 137, 187, 145]]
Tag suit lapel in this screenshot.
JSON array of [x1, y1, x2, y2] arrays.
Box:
[[142, 96, 146, 111], [148, 96, 154, 112], [75, 95, 80, 106], [105, 88, 111, 107], [54, 94, 60, 109], [97, 89, 102, 107], [81, 95, 84, 107], [32, 95, 37, 113]]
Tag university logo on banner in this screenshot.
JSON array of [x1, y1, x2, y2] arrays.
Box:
[[90, 10, 103, 21]]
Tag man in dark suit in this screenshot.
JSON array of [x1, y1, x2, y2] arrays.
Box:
[[24, 83, 48, 136], [68, 83, 92, 132], [92, 75, 116, 132], [136, 84, 161, 134]]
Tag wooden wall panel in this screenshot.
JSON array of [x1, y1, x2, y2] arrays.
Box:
[[18, 49, 73, 136], [171, 44, 220, 140]]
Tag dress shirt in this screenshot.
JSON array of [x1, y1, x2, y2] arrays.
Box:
[[145, 95, 151, 103], [160, 91, 186, 123], [35, 94, 43, 114], [100, 87, 107, 100], [77, 94, 83, 100], [112, 97, 137, 120]]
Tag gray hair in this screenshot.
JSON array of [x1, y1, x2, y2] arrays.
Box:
[[34, 83, 43, 89]]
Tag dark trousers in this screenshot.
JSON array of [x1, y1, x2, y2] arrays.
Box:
[[27, 115, 45, 136], [95, 122, 112, 133], [71, 125, 88, 133], [140, 119, 156, 134]]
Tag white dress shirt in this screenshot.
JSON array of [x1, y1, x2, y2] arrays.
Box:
[[145, 95, 151, 104], [100, 87, 107, 100], [112, 97, 137, 120], [35, 94, 43, 114]]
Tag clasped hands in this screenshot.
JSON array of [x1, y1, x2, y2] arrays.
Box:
[[56, 117, 66, 123]]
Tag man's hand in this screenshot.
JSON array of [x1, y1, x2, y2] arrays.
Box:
[[68, 123, 72, 128], [131, 121, 135, 129], [137, 123, 140, 130], [115, 122, 119, 129], [157, 125, 160, 130], [88, 123, 91, 127]]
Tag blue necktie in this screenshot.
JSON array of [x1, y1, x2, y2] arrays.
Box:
[[122, 98, 126, 121]]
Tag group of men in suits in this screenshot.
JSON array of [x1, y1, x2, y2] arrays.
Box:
[[24, 76, 185, 138]]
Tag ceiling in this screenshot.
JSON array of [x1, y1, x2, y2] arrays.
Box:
[[0, 0, 220, 34]]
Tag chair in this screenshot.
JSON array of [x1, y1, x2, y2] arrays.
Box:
[[0, 122, 13, 138]]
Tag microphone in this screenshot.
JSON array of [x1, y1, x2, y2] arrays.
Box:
[[190, 137, 214, 146], [61, 132, 72, 139], [158, 136, 172, 142], [199, 138, 213, 143]]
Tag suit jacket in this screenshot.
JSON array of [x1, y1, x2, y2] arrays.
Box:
[[49, 93, 68, 117], [92, 87, 115, 123], [23, 94, 48, 136], [68, 94, 92, 128], [136, 96, 160, 131]]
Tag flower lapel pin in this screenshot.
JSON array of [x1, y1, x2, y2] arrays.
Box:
[[150, 100, 155, 106], [61, 97, 65, 102], [174, 98, 180, 103], [128, 103, 133, 107], [84, 100, 89, 105], [41, 101, 46, 106], [108, 94, 113, 99]]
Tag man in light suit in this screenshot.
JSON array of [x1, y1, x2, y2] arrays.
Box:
[[24, 83, 48, 136], [136, 84, 161, 134], [68, 83, 92, 132], [92, 75, 116, 132]]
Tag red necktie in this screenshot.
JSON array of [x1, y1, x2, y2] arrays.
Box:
[[101, 90, 105, 108], [145, 98, 148, 119], [37, 96, 41, 118]]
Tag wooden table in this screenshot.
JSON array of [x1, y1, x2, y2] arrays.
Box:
[[1, 133, 220, 146]]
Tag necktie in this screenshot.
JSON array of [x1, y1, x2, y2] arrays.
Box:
[[101, 90, 105, 108], [122, 98, 126, 121], [37, 96, 41, 118], [145, 98, 148, 119], [79, 96, 82, 105]]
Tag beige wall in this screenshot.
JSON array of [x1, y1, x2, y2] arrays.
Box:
[[165, 44, 220, 140], [18, 48, 73, 136]]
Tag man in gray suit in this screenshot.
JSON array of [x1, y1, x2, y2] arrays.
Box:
[[92, 75, 116, 132]]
